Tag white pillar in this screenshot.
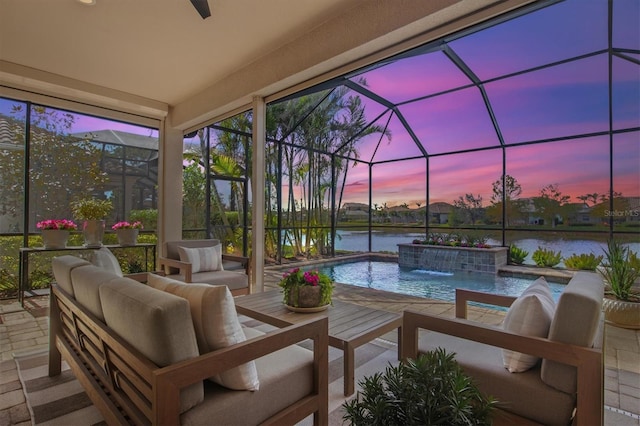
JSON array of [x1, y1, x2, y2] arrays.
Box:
[[251, 97, 266, 293], [158, 117, 184, 257]]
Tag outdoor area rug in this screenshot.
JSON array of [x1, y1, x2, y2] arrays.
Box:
[[15, 316, 400, 425]]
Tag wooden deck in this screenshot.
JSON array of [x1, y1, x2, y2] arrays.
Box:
[[234, 289, 402, 396]]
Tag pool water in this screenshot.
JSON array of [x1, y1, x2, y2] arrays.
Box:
[[318, 260, 564, 310]]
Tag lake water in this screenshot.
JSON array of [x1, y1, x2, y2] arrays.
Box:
[[334, 230, 640, 267]]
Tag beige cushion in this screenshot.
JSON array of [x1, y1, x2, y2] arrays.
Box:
[[70, 264, 122, 321], [90, 247, 123, 277], [418, 331, 575, 425], [167, 270, 249, 291], [164, 239, 221, 274], [541, 271, 604, 394], [147, 274, 259, 391], [178, 244, 224, 273], [181, 329, 314, 426], [51, 255, 92, 297], [502, 277, 555, 372], [99, 278, 204, 413]]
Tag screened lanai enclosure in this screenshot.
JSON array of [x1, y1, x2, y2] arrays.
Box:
[[191, 0, 639, 263], [0, 103, 159, 296], [1, 0, 638, 295]]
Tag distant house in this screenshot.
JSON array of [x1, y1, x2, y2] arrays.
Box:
[[428, 202, 453, 224], [340, 202, 370, 221]]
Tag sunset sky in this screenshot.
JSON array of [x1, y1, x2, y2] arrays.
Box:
[[2, 0, 638, 210]]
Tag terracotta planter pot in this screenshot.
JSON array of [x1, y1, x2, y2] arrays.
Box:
[[287, 285, 322, 308], [116, 228, 139, 246], [41, 229, 69, 249], [602, 297, 640, 329]]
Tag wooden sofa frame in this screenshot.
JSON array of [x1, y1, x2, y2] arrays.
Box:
[[48, 282, 329, 425], [402, 289, 603, 426]]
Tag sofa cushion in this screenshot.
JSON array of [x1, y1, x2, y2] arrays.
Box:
[[418, 331, 575, 425], [180, 329, 314, 426], [70, 264, 122, 321], [502, 276, 555, 372], [89, 247, 123, 277], [147, 274, 259, 391], [52, 255, 92, 298], [178, 244, 224, 273], [541, 271, 604, 394], [100, 278, 204, 413]]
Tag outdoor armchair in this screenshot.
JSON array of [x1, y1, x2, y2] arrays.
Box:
[[402, 272, 604, 426], [158, 239, 250, 296]]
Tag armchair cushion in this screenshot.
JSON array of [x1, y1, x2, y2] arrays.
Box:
[[147, 274, 259, 391], [178, 244, 224, 273], [417, 331, 575, 425], [501, 276, 555, 372], [541, 271, 603, 394]]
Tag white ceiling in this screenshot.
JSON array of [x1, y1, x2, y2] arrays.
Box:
[[0, 0, 534, 128], [0, 0, 366, 106]]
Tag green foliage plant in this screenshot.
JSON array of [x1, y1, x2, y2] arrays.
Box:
[[129, 209, 157, 230], [532, 247, 562, 268], [343, 348, 496, 426], [71, 197, 113, 221], [563, 253, 603, 271], [601, 240, 640, 301], [508, 245, 528, 265]]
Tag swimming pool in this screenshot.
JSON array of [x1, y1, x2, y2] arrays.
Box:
[[318, 260, 564, 309]]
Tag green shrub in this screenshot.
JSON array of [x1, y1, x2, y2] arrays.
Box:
[[532, 247, 562, 268], [601, 240, 640, 301], [343, 348, 496, 425], [129, 209, 157, 230], [563, 253, 603, 271], [509, 245, 529, 265]]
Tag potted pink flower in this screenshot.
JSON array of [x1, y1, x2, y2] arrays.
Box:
[[111, 221, 143, 246], [278, 267, 334, 310], [37, 219, 77, 249]]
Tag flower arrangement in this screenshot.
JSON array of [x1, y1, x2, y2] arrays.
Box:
[[36, 219, 77, 230], [70, 197, 113, 221], [112, 221, 143, 230], [278, 267, 334, 307]]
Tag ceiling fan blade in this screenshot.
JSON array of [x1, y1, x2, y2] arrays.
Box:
[[189, 0, 211, 19]]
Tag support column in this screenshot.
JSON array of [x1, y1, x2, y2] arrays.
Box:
[[158, 117, 184, 257], [251, 97, 266, 293]]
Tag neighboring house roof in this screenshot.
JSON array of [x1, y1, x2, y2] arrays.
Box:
[[342, 202, 369, 211], [428, 202, 453, 214], [72, 130, 159, 151]]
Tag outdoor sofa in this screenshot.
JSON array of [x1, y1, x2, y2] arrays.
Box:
[[48, 255, 328, 425], [402, 271, 604, 425]]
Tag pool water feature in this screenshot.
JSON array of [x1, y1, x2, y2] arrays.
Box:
[[318, 260, 565, 310]]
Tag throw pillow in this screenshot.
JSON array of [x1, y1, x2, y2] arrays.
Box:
[[90, 247, 123, 277], [177, 244, 224, 273], [147, 274, 259, 391], [502, 276, 556, 373]]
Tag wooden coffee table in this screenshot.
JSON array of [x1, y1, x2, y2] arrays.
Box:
[[235, 289, 402, 396]]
